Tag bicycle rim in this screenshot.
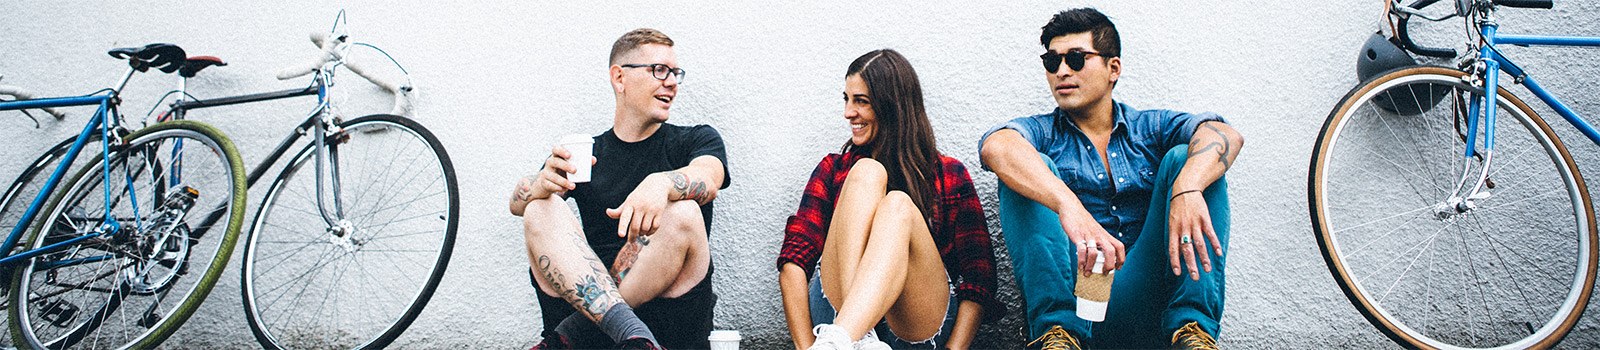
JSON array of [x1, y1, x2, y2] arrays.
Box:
[[1310, 66, 1597, 349], [9, 121, 246, 350], [0, 137, 91, 348], [243, 114, 457, 349]]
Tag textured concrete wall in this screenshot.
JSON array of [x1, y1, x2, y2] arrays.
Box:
[[2, 1, 1599, 349]]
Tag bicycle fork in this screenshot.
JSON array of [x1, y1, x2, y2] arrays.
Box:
[[309, 86, 358, 250], [1437, 50, 1502, 220]]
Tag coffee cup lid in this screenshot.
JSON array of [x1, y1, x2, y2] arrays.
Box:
[[559, 134, 594, 145], [708, 330, 741, 341]]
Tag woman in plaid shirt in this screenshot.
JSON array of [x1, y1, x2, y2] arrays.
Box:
[[777, 49, 1002, 350]]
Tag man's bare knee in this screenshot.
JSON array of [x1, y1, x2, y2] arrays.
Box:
[[522, 197, 569, 239], [660, 200, 707, 235]]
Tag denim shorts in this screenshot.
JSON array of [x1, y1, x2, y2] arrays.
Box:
[[807, 272, 958, 349]]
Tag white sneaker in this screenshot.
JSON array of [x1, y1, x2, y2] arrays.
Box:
[[809, 324, 855, 350], [853, 328, 891, 350]]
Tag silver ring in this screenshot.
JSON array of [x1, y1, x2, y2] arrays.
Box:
[[1180, 235, 1193, 245]]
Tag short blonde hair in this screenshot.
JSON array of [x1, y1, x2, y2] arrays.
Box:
[[609, 28, 674, 65]]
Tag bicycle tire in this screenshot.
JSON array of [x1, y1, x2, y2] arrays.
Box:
[[7, 120, 246, 350], [242, 114, 457, 349], [0, 136, 95, 348], [1310, 66, 1598, 349]]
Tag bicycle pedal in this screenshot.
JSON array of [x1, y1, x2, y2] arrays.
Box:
[[39, 300, 78, 328]]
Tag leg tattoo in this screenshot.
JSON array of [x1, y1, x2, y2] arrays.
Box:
[[612, 235, 648, 282], [538, 234, 625, 318]]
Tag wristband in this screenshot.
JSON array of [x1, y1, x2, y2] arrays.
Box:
[[1169, 189, 1202, 202]]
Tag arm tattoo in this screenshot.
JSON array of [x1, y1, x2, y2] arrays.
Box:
[[1188, 123, 1234, 169], [537, 235, 624, 318], [667, 171, 713, 205], [515, 174, 539, 202]]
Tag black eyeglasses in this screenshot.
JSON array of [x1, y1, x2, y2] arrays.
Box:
[[1040, 50, 1103, 73], [619, 63, 686, 83]]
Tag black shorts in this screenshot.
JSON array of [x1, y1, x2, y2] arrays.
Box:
[[530, 270, 716, 349]]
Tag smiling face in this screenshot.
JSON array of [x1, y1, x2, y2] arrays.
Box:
[[843, 74, 878, 146], [612, 43, 679, 124], [1045, 32, 1120, 113]]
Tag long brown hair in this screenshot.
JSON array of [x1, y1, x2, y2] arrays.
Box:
[[842, 49, 943, 221]]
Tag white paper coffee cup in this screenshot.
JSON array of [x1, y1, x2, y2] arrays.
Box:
[[708, 330, 740, 350], [558, 134, 595, 183]]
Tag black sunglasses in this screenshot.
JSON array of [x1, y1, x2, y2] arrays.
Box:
[[1040, 50, 1103, 74], [619, 63, 686, 83]]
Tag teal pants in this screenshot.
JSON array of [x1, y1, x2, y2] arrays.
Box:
[[998, 145, 1228, 348]]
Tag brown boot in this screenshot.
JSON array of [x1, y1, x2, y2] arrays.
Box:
[[1170, 322, 1217, 350], [1026, 325, 1083, 350]]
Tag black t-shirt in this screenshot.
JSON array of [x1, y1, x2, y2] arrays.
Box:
[[567, 123, 731, 267]]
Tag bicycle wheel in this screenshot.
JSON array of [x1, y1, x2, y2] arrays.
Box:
[[242, 114, 456, 349], [0, 137, 96, 348], [1310, 66, 1598, 349], [7, 120, 246, 349]]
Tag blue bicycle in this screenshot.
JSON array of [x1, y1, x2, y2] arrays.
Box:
[[0, 44, 247, 349], [1311, 0, 1598, 348]]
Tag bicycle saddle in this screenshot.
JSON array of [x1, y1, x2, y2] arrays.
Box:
[[179, 56, 227, 78], [107, 43, 186, 74]]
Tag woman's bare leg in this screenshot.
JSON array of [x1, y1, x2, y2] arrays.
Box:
[[832, 191, 950, 341], [820, 158, 888, 311]]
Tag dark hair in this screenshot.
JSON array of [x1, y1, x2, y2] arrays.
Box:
[[843, 49, 943, 222], [610, 28, 674, 65], [1041, 8, 1120, 134], [1039, 8, 1120, 58]]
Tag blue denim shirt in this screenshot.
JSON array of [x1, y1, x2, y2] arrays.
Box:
[[981, 101, 1224, 244]]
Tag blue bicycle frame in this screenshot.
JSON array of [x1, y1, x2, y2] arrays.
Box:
[[0, 68, 144, 267], [1464, 19, 1600, 158]]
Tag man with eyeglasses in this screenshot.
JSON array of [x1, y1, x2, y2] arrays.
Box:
[[512, 28, 728, 350], [978, 8, 1244, 350]]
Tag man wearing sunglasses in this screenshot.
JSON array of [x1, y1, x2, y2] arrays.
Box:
[[512, 28, 729, 350], [978, 8, 1243, 350]]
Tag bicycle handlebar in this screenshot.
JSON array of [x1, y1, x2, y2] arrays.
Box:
[[1393, 0, 1557, 58], [1495, 0, 1553, 9], [1395, 0, 1460, 58], [276, 32, 413, 116], [0, 83, 68, 120]]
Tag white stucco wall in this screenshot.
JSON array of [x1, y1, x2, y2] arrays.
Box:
[[2, 1, 1599, 348]]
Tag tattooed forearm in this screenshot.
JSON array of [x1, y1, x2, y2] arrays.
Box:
[[667, 171, 714, 205], [514, 174, 540, 202], [1188, 123, 1234, 169]]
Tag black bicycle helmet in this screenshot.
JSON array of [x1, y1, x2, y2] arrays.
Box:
[[1357, 32, 1417, 82], [1357, 32, 1450, 116]]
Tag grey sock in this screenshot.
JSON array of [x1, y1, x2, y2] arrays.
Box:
[[553, 312, 603, 345], [597, 303, 656, 345]]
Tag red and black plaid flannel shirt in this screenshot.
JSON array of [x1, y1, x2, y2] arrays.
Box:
[[778, 150, 1004, 321]]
